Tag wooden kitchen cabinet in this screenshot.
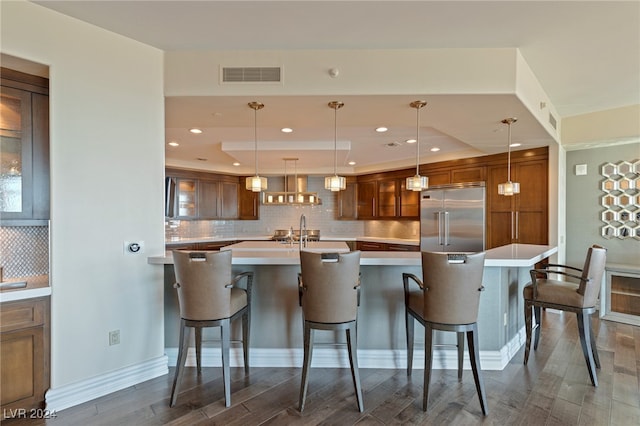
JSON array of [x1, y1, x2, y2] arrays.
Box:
[[356, 241, 419, 252], [336, 177, 357, 220], [0, 68, 49, 224], [0, 297, 50, 412], [486, 156, 548, 249], [238, 180, 260, 220], [356, 180, 377, 219], [356, 241, 387, 251], [166, 168, 238, 220], [357, 171, 419, 220]]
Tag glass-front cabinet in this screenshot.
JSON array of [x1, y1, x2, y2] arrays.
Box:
[[0, 68, 49, 223], [0, 86, 31, 215]]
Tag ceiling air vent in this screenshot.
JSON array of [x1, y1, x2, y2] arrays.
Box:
[[548, 112, 557, 130], [222, 67, 281, 83]]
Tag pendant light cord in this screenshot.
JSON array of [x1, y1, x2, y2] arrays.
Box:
[[254, 106, 258, 176], [506, 122, 511, 182], [415, 105, 420, 174], [334, 105, 338, 176]]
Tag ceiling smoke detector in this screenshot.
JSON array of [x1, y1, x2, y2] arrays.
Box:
[[384, 142, 402, 148]]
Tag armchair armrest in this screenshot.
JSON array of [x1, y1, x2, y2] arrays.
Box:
[[402, 273, 424, 293], [297, 272, 304, 306], [229, 271, 254, 304], [528, 268, 590, 298], [546, 263, 583, 273]]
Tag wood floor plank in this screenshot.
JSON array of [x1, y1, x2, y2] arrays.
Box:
[[7, 315, 637, 426]]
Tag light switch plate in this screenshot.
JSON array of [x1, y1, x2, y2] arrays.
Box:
[[575, 164, 587, 175]]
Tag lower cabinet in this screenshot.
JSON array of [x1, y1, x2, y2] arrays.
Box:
[[166, 241, 236, 251], [356, 241, 419, 252], [0, 296, 50, 412]]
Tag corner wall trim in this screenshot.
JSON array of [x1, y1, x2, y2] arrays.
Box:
[[45, 355, 168, 412]]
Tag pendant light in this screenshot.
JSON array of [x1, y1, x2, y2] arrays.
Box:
[[324, 101, 346, 191], [497, 117, 520, 196], [406, 100, 429, 191], [245, 101, 268, 192]]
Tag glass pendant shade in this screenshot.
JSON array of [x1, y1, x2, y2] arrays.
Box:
[[247, 101, 267, 193], [246, 175, 267, 192], [406, 174, 429, 191], [324, 101, 346, 191], [325, 175, 346, 192], [498, 117, 520, 196], [497, 181, 520, 196]]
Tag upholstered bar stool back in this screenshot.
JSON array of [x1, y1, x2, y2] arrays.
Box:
[[170, 250, 253, 408], [403, 251, 488, 414], [174, 250, 240, 320], [298, 250, 364, 412], [299, 251, 360, 324], [421, 251, 485, 325]]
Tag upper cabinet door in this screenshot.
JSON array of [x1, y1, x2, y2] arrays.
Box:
[[0, 86, 33, 218], [0, 72, 49, 224], [377, 178, 397, 218], [356, 181, 377, 219]]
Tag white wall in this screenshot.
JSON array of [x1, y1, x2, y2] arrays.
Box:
[[1, 0, 166, 396]]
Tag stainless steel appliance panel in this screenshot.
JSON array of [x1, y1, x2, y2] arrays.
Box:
[[420, 183, 485, 253]]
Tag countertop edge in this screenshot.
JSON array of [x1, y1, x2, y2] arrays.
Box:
[[0, 286, 51, 303], [149, 244, 556, 267]]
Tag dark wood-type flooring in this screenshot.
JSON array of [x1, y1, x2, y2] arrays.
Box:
[[5, 310, 640, 425]]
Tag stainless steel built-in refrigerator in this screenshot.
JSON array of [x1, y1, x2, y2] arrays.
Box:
[[420, 182, 485, 252]]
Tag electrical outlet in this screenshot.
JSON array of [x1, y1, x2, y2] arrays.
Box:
[[109, 330, 120, 346], [123, 241, 144, 254]]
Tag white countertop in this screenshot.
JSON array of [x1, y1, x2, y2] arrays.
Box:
[[165, 235, 418, 246], [0, 274, 51, 303], [221, 240, 350, 252], [149, 243, 556, 268]]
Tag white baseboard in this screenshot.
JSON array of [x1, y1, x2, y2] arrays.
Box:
[[165, 328, 527, 371], [45, 355, 168, 412]]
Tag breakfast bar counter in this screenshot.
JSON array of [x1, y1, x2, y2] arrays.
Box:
[[149, 243, 557, 371]]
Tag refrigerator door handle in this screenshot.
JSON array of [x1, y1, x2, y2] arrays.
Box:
[[443, 211, 450, 246], [515, 211, 519, 240], [436, 211, 443, 245]]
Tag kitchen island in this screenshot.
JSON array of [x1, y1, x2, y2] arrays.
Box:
[[149, 243, 556, 371]]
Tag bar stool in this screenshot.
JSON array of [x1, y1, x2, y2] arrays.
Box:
[[297, 250, 364, 412], [403, 251, 488, 414], [524, 244, 606, 386], [169, 250, 253, 407]]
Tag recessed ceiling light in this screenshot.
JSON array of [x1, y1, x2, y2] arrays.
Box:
[[510, 143, 521, 147], [189, 128, 203, 134], [168, 141, 179, 147], [348, 161, 356, 166], [281, 127, 293, 133], [406, 138, 417, 144], [233, 162, 240, 166], [430, 147, 440, 152], [376, 127, 388, 133]]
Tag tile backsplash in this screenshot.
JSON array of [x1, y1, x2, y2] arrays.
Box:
[[0, 225, 49, 278], [166, 176, 419, 241]]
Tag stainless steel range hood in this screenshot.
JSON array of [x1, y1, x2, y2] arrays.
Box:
[[263, 174, 321, 205]]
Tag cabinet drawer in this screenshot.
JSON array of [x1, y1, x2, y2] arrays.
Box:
[[387, 243, 420, 252], [0, 298, 46, 333], [356, 241, 387, 251]]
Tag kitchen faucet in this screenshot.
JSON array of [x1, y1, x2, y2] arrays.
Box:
[[299, 214, 307, 249]]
